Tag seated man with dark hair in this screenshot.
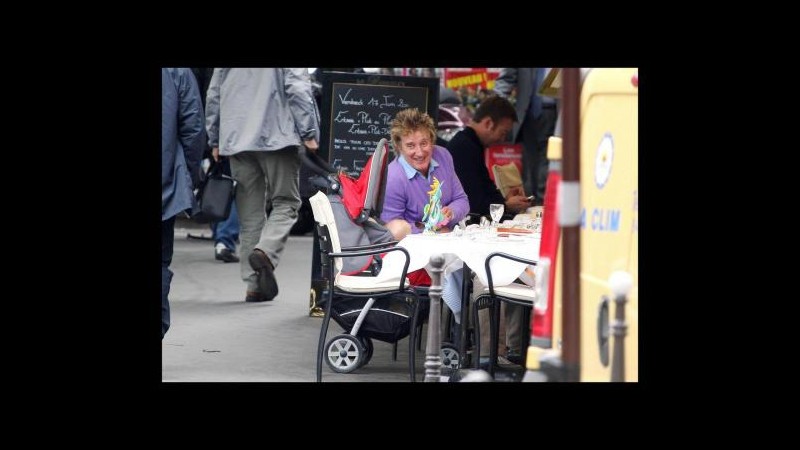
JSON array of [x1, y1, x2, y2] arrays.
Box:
[[446, 95, 532, 366], [446, 95, 531, 221]]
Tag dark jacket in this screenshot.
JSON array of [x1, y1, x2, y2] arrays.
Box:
[[190, 67, 214, 106], [446, 126, 505, 218], [162, 68, 205, 221], [493, 68, 536, 144]]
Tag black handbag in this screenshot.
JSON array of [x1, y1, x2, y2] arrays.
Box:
[[194, 159, 235, 223]]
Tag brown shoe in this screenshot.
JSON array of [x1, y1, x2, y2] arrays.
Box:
[[248, 249, 278, 301]]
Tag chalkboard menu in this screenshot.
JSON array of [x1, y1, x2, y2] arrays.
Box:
[[318, 72, 439, 177]]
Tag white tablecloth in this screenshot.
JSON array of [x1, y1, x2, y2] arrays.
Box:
[[375, 232, 540, 316]]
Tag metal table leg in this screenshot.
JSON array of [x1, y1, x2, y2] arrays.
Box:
[[459, 264, 472, 366]]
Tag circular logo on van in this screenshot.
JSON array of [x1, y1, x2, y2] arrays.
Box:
[[594, 133, 614, 189]]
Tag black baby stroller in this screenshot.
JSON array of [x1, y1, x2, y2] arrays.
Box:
[[305, 139, 429, 381]]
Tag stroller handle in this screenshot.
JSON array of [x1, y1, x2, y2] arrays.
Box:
[[301, 150, 342, 193], [301, 150, 337, 177]]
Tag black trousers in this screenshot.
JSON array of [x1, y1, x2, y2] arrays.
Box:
[[161, 216, 176, 339], [518, 107, 557, 201]]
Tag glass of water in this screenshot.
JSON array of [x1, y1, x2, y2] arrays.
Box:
[[489, 203, 504, 227]]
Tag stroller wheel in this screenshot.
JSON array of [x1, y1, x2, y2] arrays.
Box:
[[441, 344, 462, 369], [358, 337, 374, 367], [325, 334, 363, 373]]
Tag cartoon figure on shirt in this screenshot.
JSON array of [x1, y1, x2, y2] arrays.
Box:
[[422, 176, 449, 233]]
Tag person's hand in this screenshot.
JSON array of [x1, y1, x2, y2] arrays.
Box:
[[387, 219, 412, 240], [506, 195, 531, 213], [506, 185, 525, 198], [212, 147, 220, 162], [441, 206, 455, 222], [304, 138, 319, 153]]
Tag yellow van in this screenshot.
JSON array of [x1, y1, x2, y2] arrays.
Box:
[[526, 67, 638, 382]]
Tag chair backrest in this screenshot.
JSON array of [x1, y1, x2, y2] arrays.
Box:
[[310, 191, 344, 274], [362, 139, 388, 220], [339, 139, 389, 224], [484, 251, 538, 299], [311, 190, 395, 276], [492, 162, 524, 198]]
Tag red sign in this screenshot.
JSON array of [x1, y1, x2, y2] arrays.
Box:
[[444, 68, 501, 91], [484, 144, 523, 182]]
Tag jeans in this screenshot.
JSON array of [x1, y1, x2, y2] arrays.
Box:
[[211, 158, 240, 250], [161, 216, 175, 339], [212, 200, 239, 250]]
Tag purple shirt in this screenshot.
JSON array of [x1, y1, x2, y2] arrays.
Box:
[[380, 145, 470, 234]]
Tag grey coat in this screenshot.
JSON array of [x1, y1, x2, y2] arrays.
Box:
[[205, 68, 318, 155], [162, 68, 205, 221], [493, 68, 536, 144]]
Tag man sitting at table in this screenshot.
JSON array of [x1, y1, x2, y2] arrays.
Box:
[[446, 94, 533, 367], [381, 108, 470, 239], [379, 108, 518, 370], [446, 94, 531, 221], [380, 107, 470, 285]]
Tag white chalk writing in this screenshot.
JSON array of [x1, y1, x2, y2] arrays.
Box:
[[348, 124, 389, 135], [357, 111, 372, 124], [330, 83, 428, 177], [334, 111, 353, 123], [338, 88, 364, 105], [380, 95, 395, 109]]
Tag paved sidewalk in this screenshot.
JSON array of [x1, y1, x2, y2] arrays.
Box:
[[162, 218, 427, 382]]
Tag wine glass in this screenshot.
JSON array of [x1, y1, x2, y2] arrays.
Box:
[[489, 203, 504, 227]]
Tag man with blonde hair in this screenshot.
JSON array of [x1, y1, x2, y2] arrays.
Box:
[[380, 108, 470, 241]]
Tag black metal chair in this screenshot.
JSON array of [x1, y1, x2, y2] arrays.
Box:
[[472, 252, 537, 377], [309, 192, 425, 382]]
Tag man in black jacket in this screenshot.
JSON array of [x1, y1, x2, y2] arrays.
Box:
[[446, 95, 532, 366], [446, 95, 530, 220]]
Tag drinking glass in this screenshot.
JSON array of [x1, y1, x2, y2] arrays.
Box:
[[531, 207, 543, 233], [479, 216, 490, 229], [517, 214, 533, 230], [489, 203, 504, 227]]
